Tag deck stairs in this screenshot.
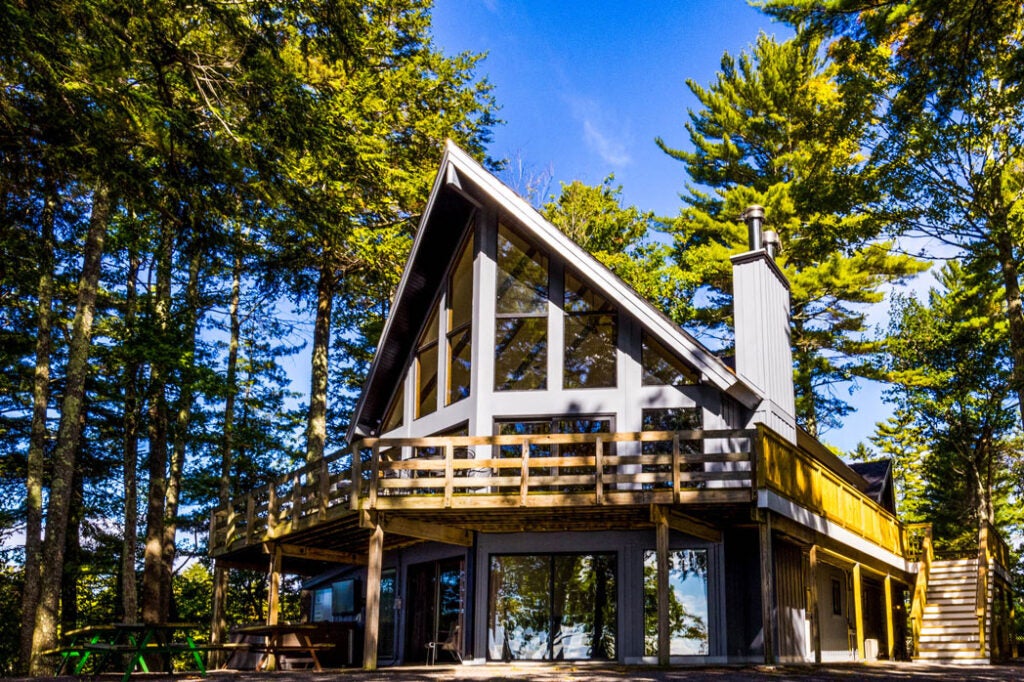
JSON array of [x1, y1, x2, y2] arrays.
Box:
[[916, 558, 988, 664]]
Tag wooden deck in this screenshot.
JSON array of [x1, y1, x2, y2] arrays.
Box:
[[208, 426, 909, 570]]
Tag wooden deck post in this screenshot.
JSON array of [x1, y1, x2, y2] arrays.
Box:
[[808, 545, 821, 663], [853, 563, 864, 660], [884, 574, 895, 660], [267, 544, 282, 626], [266, 544, 283, 671], [758, 514, 775, 664], [654, 505, 670, 666], [363, 522, 384, 671]]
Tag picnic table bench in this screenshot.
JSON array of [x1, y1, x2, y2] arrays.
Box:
[[42, 622, 249, 680]]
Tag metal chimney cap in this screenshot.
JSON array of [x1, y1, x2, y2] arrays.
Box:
[[741, 205, 765, 221], [762, 229, 781, 259]]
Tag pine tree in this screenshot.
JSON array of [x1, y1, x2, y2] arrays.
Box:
[[760, 0, 1024, 430], [659, 33, 927, 436], [541, 177, 690, 323], [882, 263, 1020, 549]]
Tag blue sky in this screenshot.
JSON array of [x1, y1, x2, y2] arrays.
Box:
[[430, 1, 889, 452]]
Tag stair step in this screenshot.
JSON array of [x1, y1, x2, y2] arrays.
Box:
[[928, 576, 975, 585], [926, 596, 975, 605], [920, 623, 980, 633], [915, 648, 986, 659], [931, 558, 978, 567], [917, 630, 978, 638], [924, 603, 976, 613]]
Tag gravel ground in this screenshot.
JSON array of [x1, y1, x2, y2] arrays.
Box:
[[12, 661, 1022, 682]]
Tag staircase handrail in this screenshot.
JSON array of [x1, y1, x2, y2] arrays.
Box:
[[908, 522, 933, 657]]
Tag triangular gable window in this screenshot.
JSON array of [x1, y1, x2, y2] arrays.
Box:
[[641, 332, 699, 386]]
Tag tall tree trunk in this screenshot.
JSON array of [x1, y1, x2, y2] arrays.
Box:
[[210, 246, 242, 660], [160, 246, 201, 618], [141, 222, 173, 624], [994, 229, 1024, 428], [121, 249, 141, 623], [20, 185, 56, 671], [29, 184, 109, 675], [306, 264, 335, 463], [61, 465, 85, 634]]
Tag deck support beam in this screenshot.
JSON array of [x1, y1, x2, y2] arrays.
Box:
[[808, 545, 821, 663], [654, 505, 670, 666], [759, 514, 775, 664], [363, 523, 384, 671], [853, 563, 864, 660]]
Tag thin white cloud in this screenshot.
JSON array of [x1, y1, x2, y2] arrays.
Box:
[[481, 0, 499, 13], [567, 96, 632, 167]]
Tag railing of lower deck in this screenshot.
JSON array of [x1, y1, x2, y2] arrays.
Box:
[[757, 427, 904, 556], [210, 429, 754, 554]]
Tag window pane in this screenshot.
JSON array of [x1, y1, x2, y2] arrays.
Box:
[[640, 408, 702, 488], [564, 271, 613, 313], [495, 317, 547, 391], [420, 304, 439, 347], [489, 555, 551, 660], [553, 554, 617, 660], [495, 420, 551, 459], [497, 225, 548, 314], [382, 388, 404, 433], [564, 313, 616, 388], [489, 554, 617, 661], [417, 347, 437, 419], [450, 234, 474, 330], [643, 549, 709, 656], [447, 328, 472, 405], [379, 569, 397, 659], [642, 334, 699, 386]]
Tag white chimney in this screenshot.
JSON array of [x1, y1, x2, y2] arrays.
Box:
[[731, 206, 796, 443]]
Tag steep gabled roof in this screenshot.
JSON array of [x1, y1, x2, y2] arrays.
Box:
[[346, 141, 760, 442], [849, 459, 896, 513]]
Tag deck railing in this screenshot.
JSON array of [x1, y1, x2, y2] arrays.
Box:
[[210, 426, 912, 564], [210, 429, 754, 554], [758, 428, 905, 556]]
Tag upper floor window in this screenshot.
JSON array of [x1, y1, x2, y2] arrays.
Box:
[[641, 332, 699, 386], [495, 224, 548, 391], [564, 270, 617, 388], [415, 305, 439, 419], [447, 232, 474, 405], [381, 387, 403, 433]]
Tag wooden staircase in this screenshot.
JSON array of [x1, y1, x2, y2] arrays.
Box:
[[916, 558, 987, 663]]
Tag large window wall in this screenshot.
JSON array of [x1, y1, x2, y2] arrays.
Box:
[[488, 553, 617, 661]]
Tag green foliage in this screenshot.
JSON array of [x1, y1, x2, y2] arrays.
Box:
[[880, 263, 1022, 549], [660, 32, 928, 436], [542, 177, 691, 324], [0, 565, 23, 676]]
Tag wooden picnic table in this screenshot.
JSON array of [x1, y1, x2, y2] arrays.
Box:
[[234, 622, 330, 672], [43, 622, 248, 679], [86, 622, 243, 681]]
